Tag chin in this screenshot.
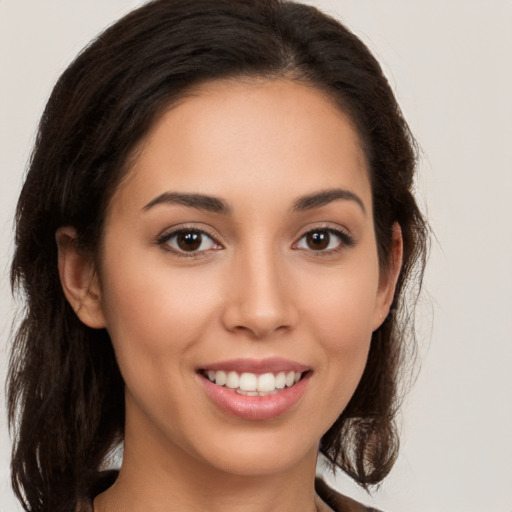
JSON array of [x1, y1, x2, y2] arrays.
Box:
[[177, 420, 322, 479], [199, 441, 317, 478]]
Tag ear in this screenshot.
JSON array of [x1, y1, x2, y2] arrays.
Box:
[[372, 222, 403, 331], [56, 226, 106, 329]]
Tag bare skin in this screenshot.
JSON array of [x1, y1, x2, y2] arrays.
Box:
[[57, 79, 402, 512]]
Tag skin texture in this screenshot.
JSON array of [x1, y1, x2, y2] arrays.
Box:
[[57, 79, 402, 512]]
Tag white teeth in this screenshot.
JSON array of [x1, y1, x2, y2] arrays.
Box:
[[275, 372, 286, 389], [236, 390, 259, 396], [226, 371, 239, 389], [239, 372, 257, 391], [215, 370, 226, 386], [206, 370, 304, 393], [257, 372, 275, 392]]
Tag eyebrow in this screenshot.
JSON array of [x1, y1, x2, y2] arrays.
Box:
[[142, 187, 365, 216], [292, 188, 366, 215], [143, 192, 232, 215]]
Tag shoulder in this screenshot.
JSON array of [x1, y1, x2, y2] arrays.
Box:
[[315, 478, 383, 512]]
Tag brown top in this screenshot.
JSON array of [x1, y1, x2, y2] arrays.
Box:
[[81, 472, 381, 512], [314, 478, 381, 512]]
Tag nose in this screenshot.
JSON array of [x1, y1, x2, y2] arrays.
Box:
[[221, 246, 298, 339]]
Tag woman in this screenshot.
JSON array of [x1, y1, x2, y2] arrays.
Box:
[[7, 1, 428, 511]]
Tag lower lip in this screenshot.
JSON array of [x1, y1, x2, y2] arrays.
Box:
[[199, 373, 311, 421]]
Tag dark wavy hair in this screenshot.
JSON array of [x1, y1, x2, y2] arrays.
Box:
[[8, 0, 428, 510]]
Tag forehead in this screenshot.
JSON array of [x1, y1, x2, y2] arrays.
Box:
[[109, 78, 371, 215]]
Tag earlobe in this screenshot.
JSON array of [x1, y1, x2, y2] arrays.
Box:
[[372, 222, 403, 331], [56, 226, 106, 329]]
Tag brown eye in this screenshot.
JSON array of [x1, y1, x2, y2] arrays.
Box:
[[176, 232, 202, 251], [305, 231, 330, 250], [295, 228, 353, 252], [162, 229, 219, 254]]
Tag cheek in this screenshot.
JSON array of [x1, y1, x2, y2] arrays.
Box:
[[99, 251, 224, 368], [314, 289, 374, 381], [298, 256, 380, 405], [301, 256, 380, 340]]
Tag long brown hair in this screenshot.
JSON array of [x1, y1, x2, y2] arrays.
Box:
[[8, 1, 428, 510]]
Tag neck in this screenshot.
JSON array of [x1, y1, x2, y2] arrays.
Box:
[[94, 411, 321, 512], [95, 454, 320, 512]]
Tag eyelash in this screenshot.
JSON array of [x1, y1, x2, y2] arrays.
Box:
[[294, 226, 355, 255], [156, 225, 355, 258], [156, 227, 222, 258]]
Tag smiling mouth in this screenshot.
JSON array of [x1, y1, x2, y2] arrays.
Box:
[[200, 370, 307, 396]]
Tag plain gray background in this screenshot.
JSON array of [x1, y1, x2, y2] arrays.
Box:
[[1, 1, 511, 511]]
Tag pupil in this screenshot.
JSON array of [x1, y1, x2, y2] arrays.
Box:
[[177, 232, 201, 251], [307, 231, 329, 250]]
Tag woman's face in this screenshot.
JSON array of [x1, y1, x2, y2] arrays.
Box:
[[86, 79, 397, 477]]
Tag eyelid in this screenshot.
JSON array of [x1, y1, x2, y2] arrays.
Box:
[[292, 224, 355, 252], [156, 224, 223, 257], [155, 222, 354, 257]]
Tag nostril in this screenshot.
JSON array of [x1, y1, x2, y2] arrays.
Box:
[[222, 303, 297, 339], [220, 262, 299, 337]]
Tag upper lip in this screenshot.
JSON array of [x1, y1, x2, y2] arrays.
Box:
[[199, 357, 310, 374]]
